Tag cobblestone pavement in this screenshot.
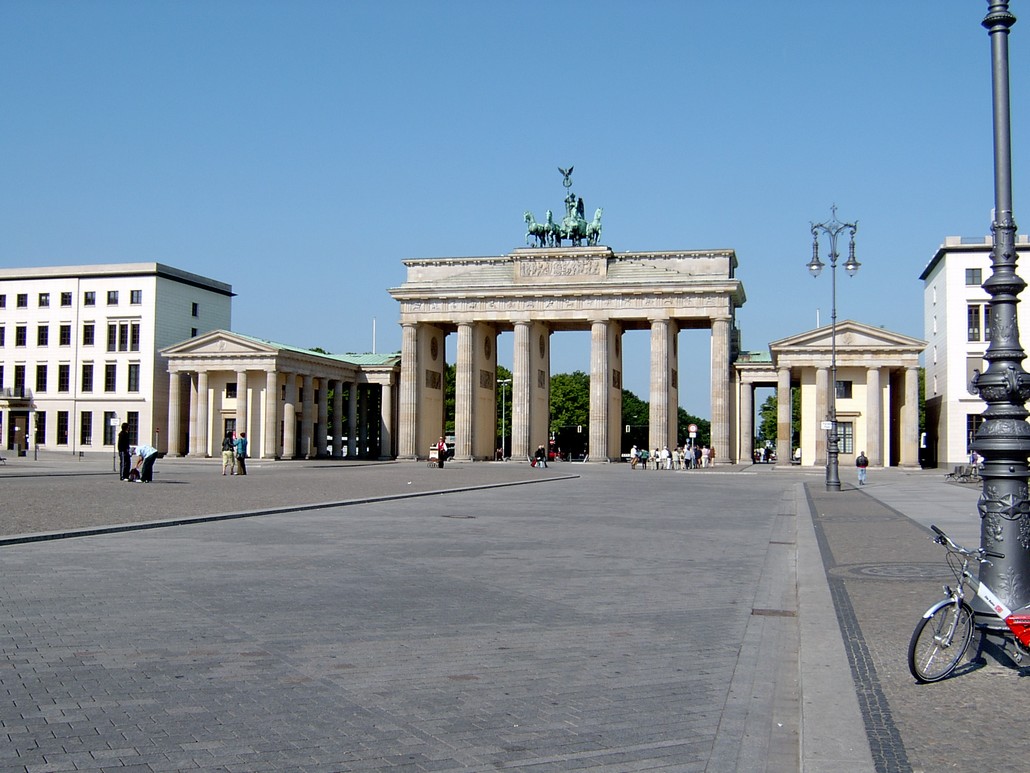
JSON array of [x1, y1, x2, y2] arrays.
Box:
[[810, 474, 1030, 773], [2, 459, 807, 771], [2, 456, 1024, 772]]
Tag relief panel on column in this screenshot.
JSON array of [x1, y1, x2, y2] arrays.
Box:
[[416, 324, 446, 456], [473, 323, 498, 460]]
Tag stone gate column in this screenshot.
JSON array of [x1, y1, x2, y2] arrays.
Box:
[[380, 379, 395, 459], [282, 373, 297, 460], [332, 380, 343, 457], [316, 377, 329, 457], [866, 366, 882, 466], [589, 319, 610, 461], [264, 370, 278, 459], [740, 380, 753, 464], [167, 372, 182, 456], [235, 370, 249, 441], [196, 370, 209, 457], [348, 382, 358, 457], [649, 319, 671, 454], [901, 366, 919, 467], [815, 367, 829, 465], [301, 374, 315, 459], [398, 322, 418, 459], [512, 321, 531, 460], [776, 367, 791, 464], [710, 317, 732, 463], [455, 322, 474, 460]]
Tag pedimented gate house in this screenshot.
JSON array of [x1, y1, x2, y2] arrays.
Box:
[[389, 246, 746, 461], [735, 320, 926, 468], [162, 331, 399, 460]]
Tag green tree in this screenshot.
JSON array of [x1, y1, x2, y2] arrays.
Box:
[[757, 389, 801, 449], [549, 371, 591, 431]]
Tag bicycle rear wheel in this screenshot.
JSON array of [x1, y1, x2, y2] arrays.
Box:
[[908, 601, 974, 683]]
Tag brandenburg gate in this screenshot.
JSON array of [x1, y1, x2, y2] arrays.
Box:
[[389, 245, 745, 462]]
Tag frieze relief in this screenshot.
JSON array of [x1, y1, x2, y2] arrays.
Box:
[[517, 258, 606, 280], [402, 293, 729, 317]]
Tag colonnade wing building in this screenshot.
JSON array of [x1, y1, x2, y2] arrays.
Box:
[[388, 246, 745, 462], [161, 331, 399, 460]]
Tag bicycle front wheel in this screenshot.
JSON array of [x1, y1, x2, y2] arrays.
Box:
[[908, 601, 974, 683]]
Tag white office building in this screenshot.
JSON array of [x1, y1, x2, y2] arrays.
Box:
[[0, 263, 232, 457], [920, 234, 1030, 467]]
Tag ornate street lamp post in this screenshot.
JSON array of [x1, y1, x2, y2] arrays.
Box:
[[807, 206, 860, 492], [498, 378, 511, 461], [973, 0, 1030, 621]]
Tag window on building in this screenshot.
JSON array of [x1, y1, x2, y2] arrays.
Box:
[[0, 365, 3, 389], [0, 326, 4, 347], [118, 322, 129, 352], [35, 412, 46, 445], [61, 291, 72, 307], [107, 323, 117, 352], [83, 322, 95, 346], [35, 364, 47, 393], [103, 411, 117, 445], [16, 293, 28, 308], [128, 363, 140, 392], [226, 382, 237, 398], [57, 411, 68, 446], [107, 290, 118, 305], [191, 328, 198, 337], [968, 305, 982, 342], [0, 294, 5, 308], [837, 421, 854, 454], [127, 412, 139, 445], [80, 411, 93, 445], [59, 324, 71, 346], [104, 363, 116, 392], [38, 292, 49, 308], [16, 325, 27, 346], [191, 302, 199, 317], [84, 291, 95, 306], [985, 304, 992, 342], [130, 321, 140, 351], [130, 289, 142, 304], [966, 268, 983, 286], [58, 364, 70, 392], [37, 325, 48, 346], [967, 414, 985, 454], [835, 380, 853, 400], [14, 365, 25, 392], [81, 363, 94, 392]]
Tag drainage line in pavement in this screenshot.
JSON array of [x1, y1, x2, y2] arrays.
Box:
[[0, 474, 579, 547], [805, 484, 911, 773]]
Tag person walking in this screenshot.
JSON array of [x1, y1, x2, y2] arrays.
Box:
[[534, 444, 549, 468], [132, 443, 159, 483], [630, 445, 639, 469], [856, 451, 869, 486], [235, 431, 248, 476], [436, 437, 447, 468], [221, 431, 236, 475], [117, 422, 132, 481]]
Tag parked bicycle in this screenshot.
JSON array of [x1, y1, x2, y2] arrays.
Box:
[[908, 524, 1030, 682]]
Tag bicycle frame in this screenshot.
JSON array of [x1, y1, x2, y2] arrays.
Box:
[[926, 526, 1030, 650]]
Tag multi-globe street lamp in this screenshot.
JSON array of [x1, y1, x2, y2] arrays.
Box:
[[806, 206, 860, 492], [498, 378, 512, 461], [973, 0, 1030, 621]]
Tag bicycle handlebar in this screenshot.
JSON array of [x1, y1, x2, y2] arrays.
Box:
[[929, 524, 1005, 560]]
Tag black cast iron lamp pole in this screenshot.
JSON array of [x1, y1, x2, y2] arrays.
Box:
[[973, 0, 1030, 624], [807, 206, 859, 492]]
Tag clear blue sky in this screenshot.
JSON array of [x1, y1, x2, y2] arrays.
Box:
[[2, 1, 1027, 418]]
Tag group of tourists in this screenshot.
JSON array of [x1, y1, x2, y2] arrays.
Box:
[[221, 430, 249, 476], [629, 444, 713, 470]]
